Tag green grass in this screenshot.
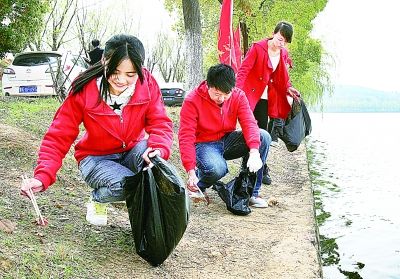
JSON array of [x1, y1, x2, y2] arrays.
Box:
[[0, 97, 246, 278], [0, 96, 59, 137], [0, 97, 186, 278]]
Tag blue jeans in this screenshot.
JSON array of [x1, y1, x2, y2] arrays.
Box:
[[195, 130, 270, 197], [78, 140, 148, 203]]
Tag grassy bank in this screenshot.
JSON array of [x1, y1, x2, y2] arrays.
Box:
[[0, 96, 321, 279], [0, 97, 184, 278]]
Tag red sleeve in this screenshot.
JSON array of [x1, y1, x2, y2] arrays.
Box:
[[282, 49, 293, 88], [178, 96, 199, 172], [236, 44, 257, 90], [34, 93, 84, 189], [145, 75, 173, 159], [236, 90, 260, 149]]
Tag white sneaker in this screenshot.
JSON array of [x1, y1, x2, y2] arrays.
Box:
[[86, 199, 108, 226], [249, 196, 268, 208]]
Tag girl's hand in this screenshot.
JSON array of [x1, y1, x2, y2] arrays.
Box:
[[186, 169, 200, 192], [20, 177, 44, 199], [288, 87, 300, 101], [142, 147, 161, 168]]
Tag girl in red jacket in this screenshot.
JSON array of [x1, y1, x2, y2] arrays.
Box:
[[236, 21, 300, 185], [20, 34, 173, 225]]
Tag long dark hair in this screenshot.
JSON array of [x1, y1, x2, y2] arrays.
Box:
[[71, 34, 145, 101]]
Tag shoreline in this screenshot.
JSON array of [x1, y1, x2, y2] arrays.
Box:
[[256, 141, 322, 278]]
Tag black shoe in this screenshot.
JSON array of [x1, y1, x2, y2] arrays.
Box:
[[262, 165, 272, 185]]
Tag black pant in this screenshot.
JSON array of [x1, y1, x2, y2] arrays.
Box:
[[253, 99, 283, 142], [253, 99, 269, 131]]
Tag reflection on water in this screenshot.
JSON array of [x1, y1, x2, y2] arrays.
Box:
[[307, 113, 400, 279]]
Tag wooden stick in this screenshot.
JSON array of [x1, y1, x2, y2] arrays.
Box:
[[22, 175, 45, 225]]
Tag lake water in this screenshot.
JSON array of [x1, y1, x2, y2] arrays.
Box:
[[306, 113, 400, 279]]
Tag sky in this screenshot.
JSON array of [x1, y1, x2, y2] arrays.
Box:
[[312, 0, 400, 92]]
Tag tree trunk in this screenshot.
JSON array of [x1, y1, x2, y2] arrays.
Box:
[[240, 21, 249, 55], [182, 0, 203, 91]]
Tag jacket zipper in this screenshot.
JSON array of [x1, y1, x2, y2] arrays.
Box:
[[119, 114, 126, 149]]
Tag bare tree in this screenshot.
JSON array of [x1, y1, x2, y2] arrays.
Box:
[[182, 0, 203, 90], [75, 6, 89, 57], [29, 0, 78, 51], [145, 49, 159, 73], [171, 43, 185, 82], [74, 2, 113, 59], [147, 32, 185, 83], [146, 34, 164, 74], [119, 0, 136, 34], [157, 34, 173, 82], [51, 0, 78, 50]]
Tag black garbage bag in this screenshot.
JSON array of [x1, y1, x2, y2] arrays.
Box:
[[213, 170, 256, 216], [280, 98, 312, 152], [124, 156, 190, 266]]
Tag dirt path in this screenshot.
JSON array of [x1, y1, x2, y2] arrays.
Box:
[[0, 122, 321, 279]]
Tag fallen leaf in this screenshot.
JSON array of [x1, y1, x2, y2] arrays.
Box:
[[0, 219, 16, 233], [268, 196, 279, 206]]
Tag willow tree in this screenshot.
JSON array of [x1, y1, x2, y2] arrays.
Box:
[[202, 0, 331, 105], [166, 0, 330, 104], [243, 0, 331, 105]]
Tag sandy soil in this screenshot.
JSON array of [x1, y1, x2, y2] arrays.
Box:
[[0, 122, 321, 278]]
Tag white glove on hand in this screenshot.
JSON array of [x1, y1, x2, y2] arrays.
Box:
[[247, 150, 263, 173]]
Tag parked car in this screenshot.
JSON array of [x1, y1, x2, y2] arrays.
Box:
[[1, 51, 88, 97], [160, 82, 186, 106]]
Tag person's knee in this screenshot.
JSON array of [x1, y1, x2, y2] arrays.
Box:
[[199, 163, 228, 182], [260, 129, 271, 145], [125, 140, 148, 171], [92, 180, 125, 203]]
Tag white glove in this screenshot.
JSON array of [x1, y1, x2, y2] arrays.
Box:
[[247, 150, 263, 173]]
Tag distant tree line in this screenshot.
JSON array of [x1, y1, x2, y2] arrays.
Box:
[[1, 0, 330, 104]]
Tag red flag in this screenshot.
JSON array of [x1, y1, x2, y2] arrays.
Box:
[[233, 25, 242, 70], [218, 0, 242, 72]]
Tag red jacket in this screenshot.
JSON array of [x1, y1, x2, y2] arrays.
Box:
[[236, 38, 292, 119], [34, 69, 173, 189], [178, 81, 260, 172]]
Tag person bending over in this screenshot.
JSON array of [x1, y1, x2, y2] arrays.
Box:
[[178, 64, 271, 208], [20, 34, 173, 225]]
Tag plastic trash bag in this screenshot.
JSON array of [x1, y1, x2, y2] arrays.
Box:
[[280, 98, 312, 152], [124, 156, 190, 266], [213, 170, 256, 216]]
